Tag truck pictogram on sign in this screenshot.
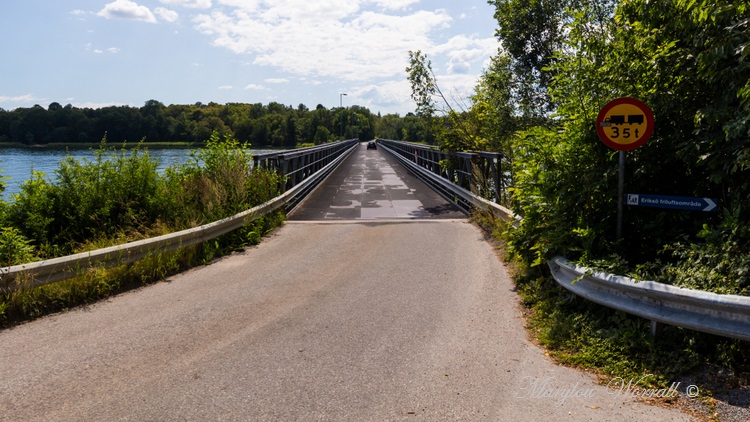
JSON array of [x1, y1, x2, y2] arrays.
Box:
[[596, 98, 654, 151], [602, 115, 645, 126]]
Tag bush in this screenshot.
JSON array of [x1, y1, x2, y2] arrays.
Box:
[[6, 133, 283, 260], [0, 227, 35, 267], [165, 132, 283, 228], [8, 142, 165, 257], [0, 133, 285, 325]]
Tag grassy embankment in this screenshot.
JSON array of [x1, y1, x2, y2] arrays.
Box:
[[472, 209, 749, 415], [0, 134, 285, 326]]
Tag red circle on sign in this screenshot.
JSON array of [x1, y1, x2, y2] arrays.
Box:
[[596, 97, 654, 151]]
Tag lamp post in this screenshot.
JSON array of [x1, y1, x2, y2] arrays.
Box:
[[339, 93, 347, 140]]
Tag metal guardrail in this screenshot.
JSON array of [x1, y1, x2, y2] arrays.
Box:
[[377, 139, 506, 205], [254, 139, 359, 193], [0, 140, 359, 292], [380, 139, 750, 341], [377, 140, 518, 227], [547, 256, 750, 341]]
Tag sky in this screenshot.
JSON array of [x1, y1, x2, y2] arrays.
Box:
[[0, 0, 500, 115]]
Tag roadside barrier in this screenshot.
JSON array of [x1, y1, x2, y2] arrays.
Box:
[[0, 140, 359, 292], [377, 139, 518, 227], [377, 139, 750, 341]]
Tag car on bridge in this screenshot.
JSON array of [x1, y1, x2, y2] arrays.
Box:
[[367, 141, 377, 150]]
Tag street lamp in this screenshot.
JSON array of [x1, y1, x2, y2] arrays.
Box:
[[339, 93, 347, 140]]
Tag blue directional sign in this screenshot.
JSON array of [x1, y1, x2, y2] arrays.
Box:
[[626, 194, 718, 212]]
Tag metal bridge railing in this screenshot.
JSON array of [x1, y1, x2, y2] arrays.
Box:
[[376, 139, 504, 205], [255, 139, 359, 192], [377, 140, 518, 226]]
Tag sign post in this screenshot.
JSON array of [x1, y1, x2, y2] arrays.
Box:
[[596, 98, 654, 240]]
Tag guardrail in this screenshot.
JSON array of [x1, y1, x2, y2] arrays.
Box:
[[377, 140, 518, 227], [379, 140, 750, 341], [0, 140, 359, 293], [254, 139, 359, 193], [376, 139, 506, 205], [547, 257, 750, 341]]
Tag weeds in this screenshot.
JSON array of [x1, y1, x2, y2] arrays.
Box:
[[0, 133, 285, 326], [473, 208, 749, 398]]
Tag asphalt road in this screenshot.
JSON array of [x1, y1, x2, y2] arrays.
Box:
[[0, 144, 692, 421], [289, 142, 465, 220]]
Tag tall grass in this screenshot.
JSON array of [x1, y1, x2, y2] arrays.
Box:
[[0, 133, 285, 325], [473, 209, 749, 402]]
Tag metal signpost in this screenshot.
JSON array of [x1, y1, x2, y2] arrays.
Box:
[[596, 97, 654, 240]]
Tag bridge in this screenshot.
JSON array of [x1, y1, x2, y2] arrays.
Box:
[[0, 142, 688, 420]]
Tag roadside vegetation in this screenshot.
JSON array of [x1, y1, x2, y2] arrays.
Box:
[[0, 133, 284, 326], [410, 0, 749, 404]]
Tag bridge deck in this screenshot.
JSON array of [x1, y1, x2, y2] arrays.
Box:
[[289, 142, 464, 220]]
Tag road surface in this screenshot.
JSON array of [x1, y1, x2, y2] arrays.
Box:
[[0, 144, 691, 421]]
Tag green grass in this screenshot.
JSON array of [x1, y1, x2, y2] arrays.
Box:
[[472, 209, 749, 401], [0, 134, 288, 326], [0, 210, 285, 327]]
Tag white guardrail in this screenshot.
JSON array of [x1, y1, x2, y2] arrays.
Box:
[[0, 141, 359, 293], [548, 257, 750, 341], [378, 140, 750, 341]]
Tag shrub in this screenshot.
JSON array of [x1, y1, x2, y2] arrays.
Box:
[[8, 142, 165, 256], [0, 227, 35, 267]]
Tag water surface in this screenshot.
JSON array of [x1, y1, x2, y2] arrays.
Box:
[[0, 146, 276, 199]]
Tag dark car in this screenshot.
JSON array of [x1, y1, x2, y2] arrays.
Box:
[[367, 141, 377, 150]]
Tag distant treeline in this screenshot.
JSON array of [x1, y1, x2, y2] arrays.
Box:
[[0, 100, 433, 147]]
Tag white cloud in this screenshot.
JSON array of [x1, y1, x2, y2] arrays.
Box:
[[0, 94, 45, 104], [193, 3, 452, 81], [188, 1, 500, 114], [160, 0, 212, 9], [85, 44, 120, 54], [264, 78, 289, 84], [98, 0, 157, 23], [351, 79, 412, 112], [245, 84, 267, 90], [432, 35, 499, 75], [368, 0, 420, 9], [218, 85, 233, 90], [155, 7, 179, 22]]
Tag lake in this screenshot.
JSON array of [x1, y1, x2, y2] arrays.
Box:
[[0, 146, 278, 200]]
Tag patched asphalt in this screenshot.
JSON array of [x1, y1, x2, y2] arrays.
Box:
[[288, 142, 465, 220]]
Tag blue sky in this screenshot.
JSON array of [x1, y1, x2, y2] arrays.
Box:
[[0, 0, 500, 115]]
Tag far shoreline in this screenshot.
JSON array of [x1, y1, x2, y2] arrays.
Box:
[[0, 142, 289, 150]]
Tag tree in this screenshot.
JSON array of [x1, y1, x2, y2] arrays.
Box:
[[499, 0, 750, 268], [406, 50, 477, 149], [376, 113, 403, 140], [313, 126, 331, 144], [406, 50, 438, 117], [487, 0, 617, 117], [284, 115, 297, 147]]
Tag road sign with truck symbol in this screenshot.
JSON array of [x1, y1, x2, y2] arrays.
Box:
[[596, 98, 654, 151]]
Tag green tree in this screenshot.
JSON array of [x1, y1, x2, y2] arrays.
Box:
[[313, 126, 332, 144], [376, 113, 403, 140]]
